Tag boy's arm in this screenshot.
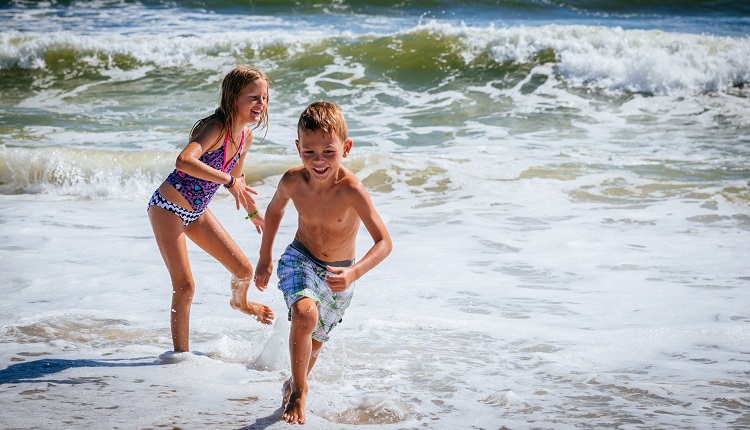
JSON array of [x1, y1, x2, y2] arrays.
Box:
[[254, 173, 291, 291], [325, 183, 392, 292]]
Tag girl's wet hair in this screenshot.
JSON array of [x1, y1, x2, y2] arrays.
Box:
[[191, 65, 270, 145], [297, 101, 348, 143]]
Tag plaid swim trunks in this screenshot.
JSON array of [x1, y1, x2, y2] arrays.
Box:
[[277, 240, 355, 343]]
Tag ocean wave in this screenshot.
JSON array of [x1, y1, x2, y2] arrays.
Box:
[[417, 21, 750, 94], [0, 145, 168, 197], [0, 29, 327, 70], [9, 0, 743, 15], [2, 23, 748, 95], [543, 0, 750, 16], [0, 145, 299, 198]]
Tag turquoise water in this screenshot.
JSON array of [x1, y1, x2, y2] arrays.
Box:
[[1, 1, 749, 428]]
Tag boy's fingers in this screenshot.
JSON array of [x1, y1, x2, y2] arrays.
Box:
[[325, 265, 342, 274]]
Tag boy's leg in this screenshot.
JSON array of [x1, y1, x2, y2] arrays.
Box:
[[186, 209, 273, 324], [282, 338, 323, 407], [149, 206, 194, 353], [284, 297, 319, 424]]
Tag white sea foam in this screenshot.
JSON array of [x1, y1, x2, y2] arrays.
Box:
[[416, 20, 750, 93], [1, 3, 749, 429], [2, 112, 749, 429]]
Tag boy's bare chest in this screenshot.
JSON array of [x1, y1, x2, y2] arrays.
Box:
[[292, 193, 356, 229], [294, 193, 340, 214]]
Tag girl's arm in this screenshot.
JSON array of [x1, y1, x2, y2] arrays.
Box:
[[174, 120, 233, 184], [228, 128, 264, 233]]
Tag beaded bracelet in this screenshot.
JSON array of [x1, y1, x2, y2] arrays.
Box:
[[225, 176, 236, 189], [245, 209, 259, 220]]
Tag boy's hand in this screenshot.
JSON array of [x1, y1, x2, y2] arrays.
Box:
[[254, 259, 273, 292], [325, 266, 356, 293]]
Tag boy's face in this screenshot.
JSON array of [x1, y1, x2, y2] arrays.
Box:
[[295, 130, 352, 183]]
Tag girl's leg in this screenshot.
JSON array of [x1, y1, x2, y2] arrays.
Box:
[[185, 208, 273, 324], [148, 205, 194, 353]]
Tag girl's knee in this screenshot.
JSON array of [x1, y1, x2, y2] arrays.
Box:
[[171, 281, 195, 302], [234, 261, 254, 281]]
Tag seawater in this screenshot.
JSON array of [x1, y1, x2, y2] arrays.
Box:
[[1, 1, 749, 428]]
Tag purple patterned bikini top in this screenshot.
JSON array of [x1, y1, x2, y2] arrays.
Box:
[[165, 130, 245, 212]]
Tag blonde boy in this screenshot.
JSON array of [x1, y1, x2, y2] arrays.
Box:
[[254, 101, 392, 424]]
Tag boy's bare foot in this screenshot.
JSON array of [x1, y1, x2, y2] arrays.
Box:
[[230, 300, 274, 325], [281, 378, 292, 408], [282, 388, 307, 425]]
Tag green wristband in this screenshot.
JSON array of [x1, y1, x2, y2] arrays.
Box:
[[245, 209, 259, 220]]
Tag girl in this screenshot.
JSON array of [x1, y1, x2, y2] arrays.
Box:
[[148, 65, 274, 353]]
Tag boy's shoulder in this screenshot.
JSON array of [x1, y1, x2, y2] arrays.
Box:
[[336, 168, 365, 192], [280, 166, 308, 184]]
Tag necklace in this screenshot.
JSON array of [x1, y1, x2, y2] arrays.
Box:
[[229, 127, 243, 151]]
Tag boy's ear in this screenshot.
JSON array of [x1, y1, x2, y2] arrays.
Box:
[[295, 139, 301, 154], [343, 139, 353, 158]]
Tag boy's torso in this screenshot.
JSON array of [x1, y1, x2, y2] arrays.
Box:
[[286, 166, 362, 262]]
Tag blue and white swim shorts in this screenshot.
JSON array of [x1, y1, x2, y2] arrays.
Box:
[[277, 240, 355, 343]]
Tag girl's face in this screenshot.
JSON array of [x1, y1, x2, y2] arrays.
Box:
[[235, 79, 268, 125]]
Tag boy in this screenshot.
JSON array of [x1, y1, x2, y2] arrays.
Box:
[[254, 101, 392, 425]]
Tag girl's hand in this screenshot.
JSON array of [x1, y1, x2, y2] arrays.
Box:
[[228, 174, 257, 211], [247, 210, 264, 234]]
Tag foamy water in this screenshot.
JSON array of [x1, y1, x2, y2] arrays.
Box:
[[1, 1, 749, 428]]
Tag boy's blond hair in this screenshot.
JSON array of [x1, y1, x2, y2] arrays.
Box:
[[297, 101, 348, 143]]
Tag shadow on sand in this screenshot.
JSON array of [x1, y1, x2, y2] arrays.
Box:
[[0, 357, 157, 384], [236, 407, 284, 430]]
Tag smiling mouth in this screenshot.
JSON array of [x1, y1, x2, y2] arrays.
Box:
[[313, 167, 329, 175]]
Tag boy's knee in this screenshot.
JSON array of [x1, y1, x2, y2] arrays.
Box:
[[291, 299, 318, 330]]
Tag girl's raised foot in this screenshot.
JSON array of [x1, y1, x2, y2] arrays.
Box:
[[230, 300, 274, 324]]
